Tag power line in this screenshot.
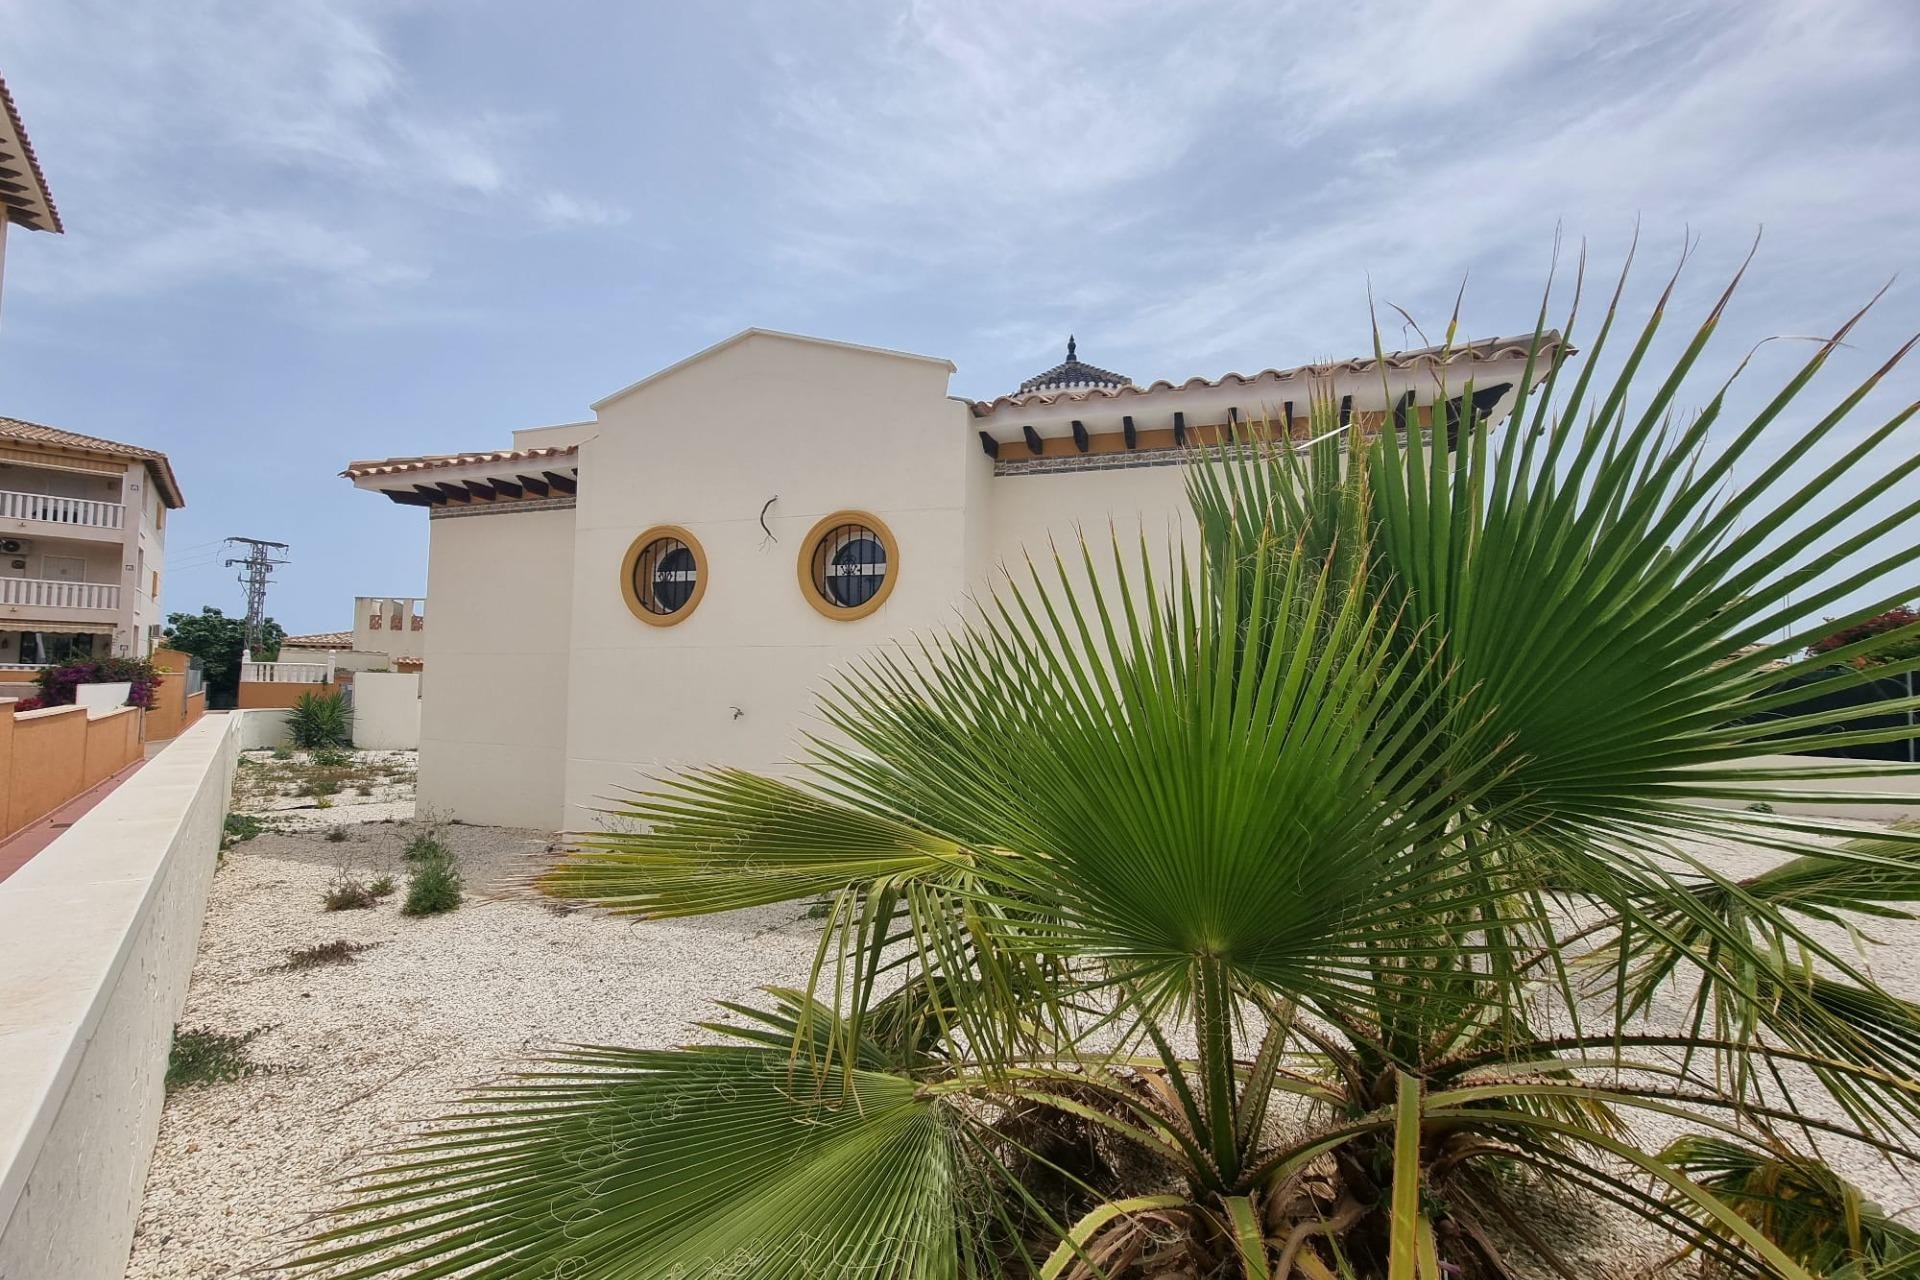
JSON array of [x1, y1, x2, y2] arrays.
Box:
[[221, 537, 290, 653]]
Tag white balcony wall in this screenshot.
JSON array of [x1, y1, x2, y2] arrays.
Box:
[[0, 490, 126, 530], [0, 578, 121, 611]]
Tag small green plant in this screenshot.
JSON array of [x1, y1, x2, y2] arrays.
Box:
[[1746, 800, 1777, 813], [287, 689, 353, 749], [402, 831, 446, 863], [312, 747, 352, 768], [402, 842, 462, 917], [271, 745, 293, 761], [284, 939, 376, 969], [222, 813, 266, 848], [302, 776, 342, 798], [368, 874, 396, 898], [325, 826, 349, 843], [166, 1026, 266, 1091], [324, 876, 378, 911]]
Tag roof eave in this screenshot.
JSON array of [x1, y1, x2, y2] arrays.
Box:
[[0, 76, 63, 234]]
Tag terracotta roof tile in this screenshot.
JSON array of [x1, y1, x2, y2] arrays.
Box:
[[281, 630, 354, 649], [971, 331, 1568, 417], [0, 75, 61, 233], [0, 415, 183, 506], [342, 444, 578, 479]]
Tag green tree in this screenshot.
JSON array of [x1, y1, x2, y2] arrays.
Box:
[[295, 259, 1920, 1279], [161, 606, 284, 709]]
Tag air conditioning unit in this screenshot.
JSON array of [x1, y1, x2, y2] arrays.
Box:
[[0, 538, 34, 555]]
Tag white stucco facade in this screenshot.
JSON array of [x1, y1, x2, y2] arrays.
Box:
[[348, 327, 1561, 831]]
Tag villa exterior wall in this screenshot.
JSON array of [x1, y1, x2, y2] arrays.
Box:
[[558, 332, 977, 829], [366, 335, 1558, 834], [416, 505, 574, 828]]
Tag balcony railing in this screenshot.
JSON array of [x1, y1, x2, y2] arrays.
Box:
[[241, 661, 332, 684], [0, 578, 121, 610], [0, 490, 126, 530]]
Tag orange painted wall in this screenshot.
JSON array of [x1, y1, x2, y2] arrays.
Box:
[[235, 681, 340, 710], [146, 648, 199, 742], [82, 708, 140, 790], [0, 702, 150, 840], [9, 707, 90, 836]]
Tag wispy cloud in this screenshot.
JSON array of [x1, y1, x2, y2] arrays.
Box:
[[0, 0, 624, 303]]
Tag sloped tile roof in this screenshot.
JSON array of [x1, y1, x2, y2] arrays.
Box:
[[0, 75, 61, 233], [0, 415, 184, 506], [972, 331, 1568, 417], [281, 630, 354, 649], [342, 444, 578, 479]]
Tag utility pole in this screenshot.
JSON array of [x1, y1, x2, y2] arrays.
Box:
[[223, 538, 289, 654]]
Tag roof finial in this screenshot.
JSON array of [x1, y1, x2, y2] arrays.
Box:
[[1067, 334, 1077, 362]]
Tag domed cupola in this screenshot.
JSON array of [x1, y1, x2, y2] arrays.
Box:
[[1016, 335, 1132, 395]]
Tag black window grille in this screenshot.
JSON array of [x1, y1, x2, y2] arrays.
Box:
[[632, 536, 698, 615], [811, 523, 888, 609]]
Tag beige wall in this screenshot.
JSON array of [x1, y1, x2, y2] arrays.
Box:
[[417, 506, 573, 828], [559, 332, 976, 828]]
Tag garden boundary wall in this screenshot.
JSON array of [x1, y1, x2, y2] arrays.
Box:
[[0, 712, 241, 1280]]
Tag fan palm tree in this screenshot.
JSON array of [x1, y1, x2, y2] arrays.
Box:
[[294, 249, 1920, 1279]]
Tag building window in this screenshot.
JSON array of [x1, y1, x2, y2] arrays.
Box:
[[798, 511, 898, 620], [620, 526, 707, 626]]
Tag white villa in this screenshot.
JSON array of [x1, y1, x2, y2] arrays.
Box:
[[347, 328, 1560, 830]]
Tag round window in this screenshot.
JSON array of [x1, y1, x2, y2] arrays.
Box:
[[620, 526, 707, 626], [799, 512, 898, 620]]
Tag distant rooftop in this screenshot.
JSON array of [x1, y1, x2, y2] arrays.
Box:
[[0, 415, 184, 506], [1017, 336, 1131, 395], [0, 75, 61, 233]]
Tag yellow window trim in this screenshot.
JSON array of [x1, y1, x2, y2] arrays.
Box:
[[796, 510, 899, 621], [619, 525, 708, 627]]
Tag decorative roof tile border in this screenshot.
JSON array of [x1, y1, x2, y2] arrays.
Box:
[[428, 495, 577, 520], [343, 444, 578, 479], [971, 331, 1566, 416]]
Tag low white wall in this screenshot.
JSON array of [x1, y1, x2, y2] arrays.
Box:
[[74, 682, 133, 715], [351, 671, 421, 750], [1705, 753, 1920, 821], [230, 707, 291, 751], [0, 713, 239, 1280]]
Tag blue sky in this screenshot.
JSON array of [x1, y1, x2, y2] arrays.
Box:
[[0, 0, 1916, 634]]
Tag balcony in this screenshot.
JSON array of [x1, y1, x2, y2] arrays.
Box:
[[0, 489, 127, 538], [0, 578, 121, 611]]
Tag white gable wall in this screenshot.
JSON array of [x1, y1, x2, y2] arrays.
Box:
[[561, 331, 979, 828]]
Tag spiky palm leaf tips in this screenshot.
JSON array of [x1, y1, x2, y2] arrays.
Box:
[[296, 251, 1920, 1280]]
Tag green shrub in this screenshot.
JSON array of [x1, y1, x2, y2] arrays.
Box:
[[271, 745, 293, 761], [402, 831, 446, 863], [166, 1026, 266, 1091], [222, 813, 266, 847], [287, 690, 353, 749], [402, 846, 462, 916], [368, 874, 396, 897], [312, 746, 352, 768]]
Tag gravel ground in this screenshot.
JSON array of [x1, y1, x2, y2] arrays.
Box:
[[125, 756, 826, 1279], [125, 757, 1920, 1278]]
